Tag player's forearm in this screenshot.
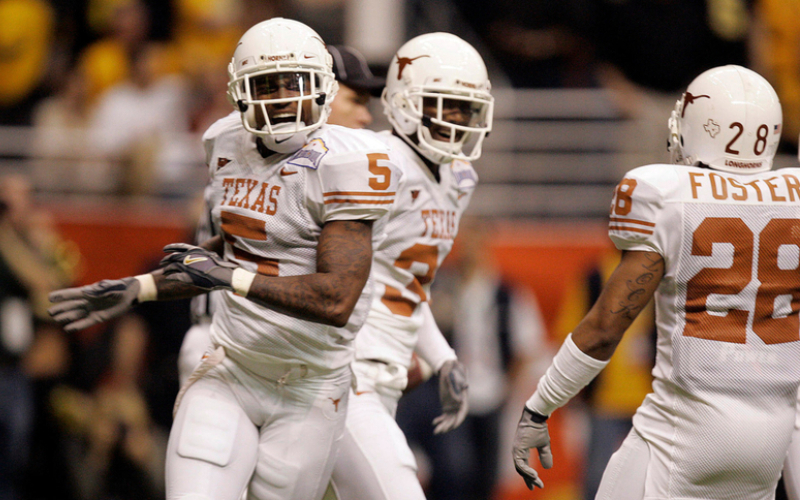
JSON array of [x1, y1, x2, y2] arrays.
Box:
[[241, 219, 373, 327], [415, 302, 456, 371], [243, 271, 368, 327], [150, 269, 208, 301], [572, 250, 664, 360]]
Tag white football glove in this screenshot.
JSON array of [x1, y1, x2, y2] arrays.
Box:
[[433, 359, 469, 434], [512, 407, 553, 490], [48, 278, 140, 332], [160, 243, 239, 291]]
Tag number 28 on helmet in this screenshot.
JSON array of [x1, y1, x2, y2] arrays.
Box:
[[668, 65, 782, 174]]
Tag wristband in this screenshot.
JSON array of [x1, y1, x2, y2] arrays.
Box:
[[135, 274, 157, 302], [525, 333, 609, 417], [231, 268, 256, 297], [523, 407, 549, 423]]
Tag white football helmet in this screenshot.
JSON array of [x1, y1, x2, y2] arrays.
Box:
[[227, 18, 338, 153], [667, 65, 782, 174], [382, 33, 494, 164]]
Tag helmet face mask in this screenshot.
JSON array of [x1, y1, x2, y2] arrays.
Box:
[[667, 65, 782, 174], [236, 71, 320, 133], [382, 33, 494, 164], [226, 18, 337, 153], [416, 92, 492, 160]]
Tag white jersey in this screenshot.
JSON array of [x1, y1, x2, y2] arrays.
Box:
[[202, 113, 398, 373], [189, 183, 221, 324], [353, 132, 478, 367], [609, 163, 800, 499]]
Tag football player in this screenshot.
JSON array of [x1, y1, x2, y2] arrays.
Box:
[[48, 18, 399, 500], [513, 65, 800, 500], [779, 146, 800, 500], [176, 44, 385, 387], [326, 33, 494, 500]]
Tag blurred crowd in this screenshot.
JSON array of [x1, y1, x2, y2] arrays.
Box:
[[0, 0, 799, 499]]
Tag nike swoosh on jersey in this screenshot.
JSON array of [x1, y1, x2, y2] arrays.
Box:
[[183, 256, 208, 265], [355, 391, 371, 396], [280, 167, 298, 176]]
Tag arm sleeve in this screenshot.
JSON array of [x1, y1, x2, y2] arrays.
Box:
[[313, 150, 399, 222], [415, 302, 457, 372], [608, 170, 665, 255]]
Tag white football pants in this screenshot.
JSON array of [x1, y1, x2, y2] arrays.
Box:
[[167, 350, 351, 500], [328, 360, 426, 500], [781, 390, 800, 500], [595, 428, 649, 500], [177, 323, 213, 386]]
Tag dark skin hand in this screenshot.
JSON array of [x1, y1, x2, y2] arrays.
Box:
[[571, 250, 665, 360], [153, 220, 374, 327]]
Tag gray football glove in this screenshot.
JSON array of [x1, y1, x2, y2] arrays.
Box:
[[48, 278, 140, 332], [512, 407, 553, 490], [160, 243, 238, 292], [433, 359, 469, 434]]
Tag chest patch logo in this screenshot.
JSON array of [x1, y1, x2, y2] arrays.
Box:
[[287, 138, 328, 170], [451, 159, 477, 192]]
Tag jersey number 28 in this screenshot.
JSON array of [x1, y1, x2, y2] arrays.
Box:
[[685, 217, 800, 345]]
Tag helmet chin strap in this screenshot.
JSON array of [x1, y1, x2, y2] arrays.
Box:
[[259, 122, 309, 154]]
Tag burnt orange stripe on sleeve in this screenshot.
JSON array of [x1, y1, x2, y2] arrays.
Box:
[[609, 217, 656, 227], [323, 191, 397, 197], [323, 198, 395, 205], [608, 225, 654, 235]]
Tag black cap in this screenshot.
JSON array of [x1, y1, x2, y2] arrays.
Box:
[[328, 45, 385, 97]]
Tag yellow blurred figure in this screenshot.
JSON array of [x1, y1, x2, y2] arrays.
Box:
[[0, 0, 53, 107]]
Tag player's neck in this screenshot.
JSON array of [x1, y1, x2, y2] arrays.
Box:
[[392, 130, 441, 182], [256, 138, 278, 159]]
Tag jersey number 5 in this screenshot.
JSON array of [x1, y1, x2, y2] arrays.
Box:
[[685, 217, 800, 344], [220, 211, 279, 276]]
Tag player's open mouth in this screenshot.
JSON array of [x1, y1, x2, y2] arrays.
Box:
[[271, 113, 298, 125], [430, 126, 463, 142]]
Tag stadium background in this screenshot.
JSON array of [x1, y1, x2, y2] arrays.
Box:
[[0, 0, 798, 499]]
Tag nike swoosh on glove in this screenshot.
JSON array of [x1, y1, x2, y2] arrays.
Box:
[[48, 278, 140, 332], [433, 359, 469, 434], [160, 243, 239, 291], [512, 407, 552, 490]]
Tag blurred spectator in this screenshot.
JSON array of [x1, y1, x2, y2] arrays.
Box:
[[0, 174, 76, 499], [453, 0, 595, 88], [89, 42, 198, 195], [397, 216, 550, 500], [77, 0, 152, 106], [88, 42, 195, 196], [29, 66, 113, 194], [583, 0, 750, 94], [583, 0, 753, 170], [750, 0, 800, 153], [0, 0, 55, 125], [552, 248, 655, 500], [327, 45, 385, 129], [50, 313, 167, 500]]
